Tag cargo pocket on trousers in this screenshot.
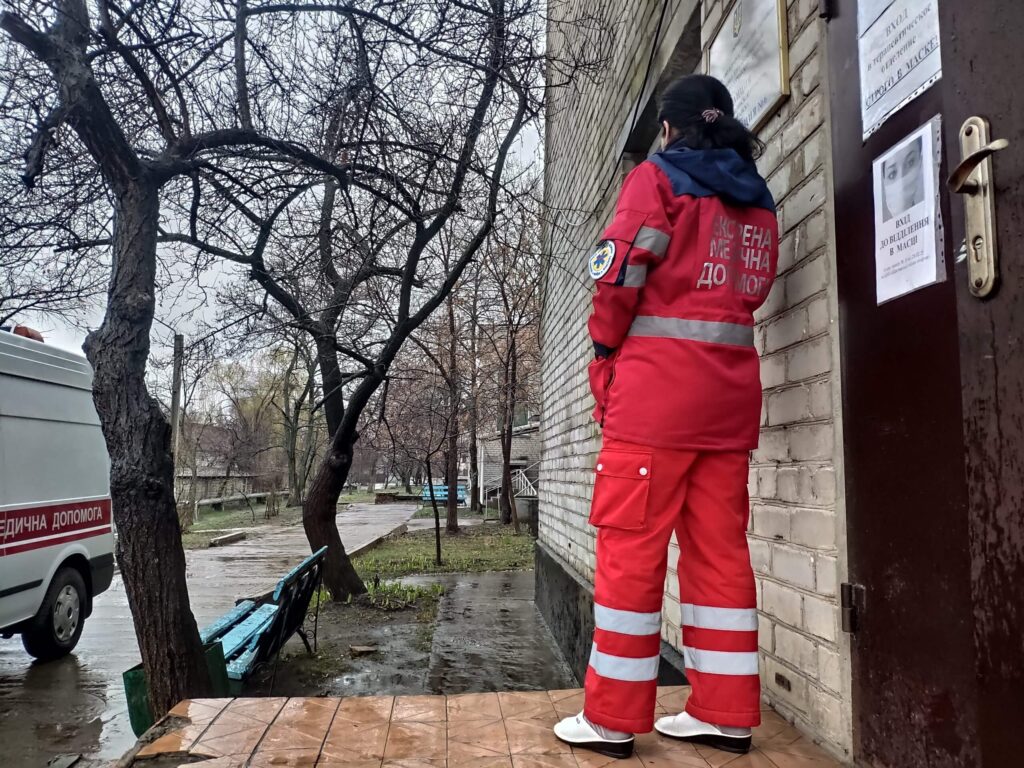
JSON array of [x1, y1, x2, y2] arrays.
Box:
[[589, 449, 653, 531]]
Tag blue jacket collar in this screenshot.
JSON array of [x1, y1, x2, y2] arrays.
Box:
[[650, 143, 775, 212]]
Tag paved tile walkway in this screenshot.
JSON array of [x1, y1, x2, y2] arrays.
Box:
[[129, 688, 843, 767]]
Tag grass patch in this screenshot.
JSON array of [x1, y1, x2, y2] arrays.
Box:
[[339, 491, 377, 505], [411, 505, 487, 520], [191, 503, 304, 532], [358, 580, 445, 611], [181, 530, 221, 550], [353, 524, 534, 579]]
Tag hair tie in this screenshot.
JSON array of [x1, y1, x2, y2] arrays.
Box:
[[701, 108, 723, 123]]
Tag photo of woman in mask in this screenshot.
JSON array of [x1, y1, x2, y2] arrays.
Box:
[[881, 136, 925, 221]]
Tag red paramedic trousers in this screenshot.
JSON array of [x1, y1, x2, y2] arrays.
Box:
[[583, 438, 761, 734]]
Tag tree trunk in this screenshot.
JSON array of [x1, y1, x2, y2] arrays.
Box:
[[304, 330, 373, 597], [499, 335, 519, 529], [426, 456, 442, 566], [298, 391, 318, 502], [302, 440, 366, 599], [315, 337, 345, 437], [187, 435, 200, 522], [497, 343, 512, 525], [83, 180, 211, 716], [282, 348, 303, 508], [445, 298, 460, 532], [446, 427, 459, 533], [287, 438, 301, 507], [468, 274, 481, 513], [469, 424, 480, 513], [498, 439, 512, 523]]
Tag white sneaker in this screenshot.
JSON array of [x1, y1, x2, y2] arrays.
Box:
[[553, 712, 634, 759], [654, 711, 752, 754]]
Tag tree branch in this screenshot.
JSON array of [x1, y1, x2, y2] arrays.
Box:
[[234, 0, 252, 130], [97, 0, 177, 143]]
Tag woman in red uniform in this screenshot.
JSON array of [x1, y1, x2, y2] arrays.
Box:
[[554, 75, 778, 758]]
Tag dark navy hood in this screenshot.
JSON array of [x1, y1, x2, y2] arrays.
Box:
[[649, 143, 776, 212]]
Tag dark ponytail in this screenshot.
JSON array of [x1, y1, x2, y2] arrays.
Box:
[[657, 74, 765, 162]]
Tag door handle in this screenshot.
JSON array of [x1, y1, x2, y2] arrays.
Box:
[[948, 117, 1009, 298], [948, 138, 1009, 194]]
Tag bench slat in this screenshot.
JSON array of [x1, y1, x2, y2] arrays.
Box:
[[272, 546, 327, 601], [226, 637, 264, 681], [421, 484, 467, 502], [219, 604, 278, 659], [199, 600, 256, 644]]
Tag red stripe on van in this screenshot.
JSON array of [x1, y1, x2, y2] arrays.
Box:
[[1, 498, 112, 545], [3, 526, 113, 556]]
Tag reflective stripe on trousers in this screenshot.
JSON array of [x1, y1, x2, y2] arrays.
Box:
[[628, 315, 755, 347], [583, 441, 760, 733]]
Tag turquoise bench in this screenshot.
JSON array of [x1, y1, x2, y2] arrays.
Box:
[[200, 546, 327, 686], [421, 484, 467, 504]]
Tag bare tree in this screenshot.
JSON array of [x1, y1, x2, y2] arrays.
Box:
[[410, 289, 467, 533], [467, 267, 483, 513], [376, 347, 453, 562], [150, 332, 221, 525], [478, 185, 542, 530], [1, 0, 605, 715], [274, 336, 323, 506]]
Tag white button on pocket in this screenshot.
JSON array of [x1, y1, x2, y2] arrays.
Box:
[[597, 464, 604, 472], [639, 467, 648, 476]]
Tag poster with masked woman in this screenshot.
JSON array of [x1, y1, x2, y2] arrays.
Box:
[[872, 116, 945, 304]]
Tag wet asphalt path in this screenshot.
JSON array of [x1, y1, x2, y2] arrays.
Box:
[[0, 503, 415, 768], [423, 570, 577, 695]]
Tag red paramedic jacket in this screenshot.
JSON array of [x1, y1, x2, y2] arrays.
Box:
[[587, 144, 779, 451]]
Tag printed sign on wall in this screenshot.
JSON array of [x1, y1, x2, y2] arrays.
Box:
[[872, 116, 945, 304], [859, 0, 942, 139], [707, 0, 790, 132]]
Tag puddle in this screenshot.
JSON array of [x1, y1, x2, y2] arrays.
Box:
[[252, 569, 577, 700], [0, 652, 123, 767], [247, 601, 432, 698], [417, 571, 578, 694]]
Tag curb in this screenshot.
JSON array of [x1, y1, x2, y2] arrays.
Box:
[[349, 523, 408, 558], [209, 531, 247, 547]]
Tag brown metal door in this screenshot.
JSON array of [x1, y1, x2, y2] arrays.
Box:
[[827, 3, 978, 766], [830, 1, 1024, 765], [940, 2, 1024, 764]]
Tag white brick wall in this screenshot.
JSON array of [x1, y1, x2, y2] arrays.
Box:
[[541, 0, 850, 759]]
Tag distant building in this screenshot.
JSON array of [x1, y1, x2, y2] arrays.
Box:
[[174, 465, 255, 503], [476, 421, 541, 506], [174, 421, 273, 501]]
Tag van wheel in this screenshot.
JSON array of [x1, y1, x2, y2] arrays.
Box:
[[22, 567, 87, 661]]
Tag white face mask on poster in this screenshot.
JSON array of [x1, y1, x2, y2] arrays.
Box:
[[882, 138, 925, 219]]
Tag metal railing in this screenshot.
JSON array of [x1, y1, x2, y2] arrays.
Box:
[[481, 461, 540, 499]]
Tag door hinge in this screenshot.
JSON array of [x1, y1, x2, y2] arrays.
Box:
[[840, 583, 865, 633]]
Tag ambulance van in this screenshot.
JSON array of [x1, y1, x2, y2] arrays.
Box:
[[0, 331, 115, 660]]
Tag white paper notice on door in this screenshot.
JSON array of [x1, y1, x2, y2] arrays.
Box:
[[859, 0, 941, 139], [872, 116, 945, 305]]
